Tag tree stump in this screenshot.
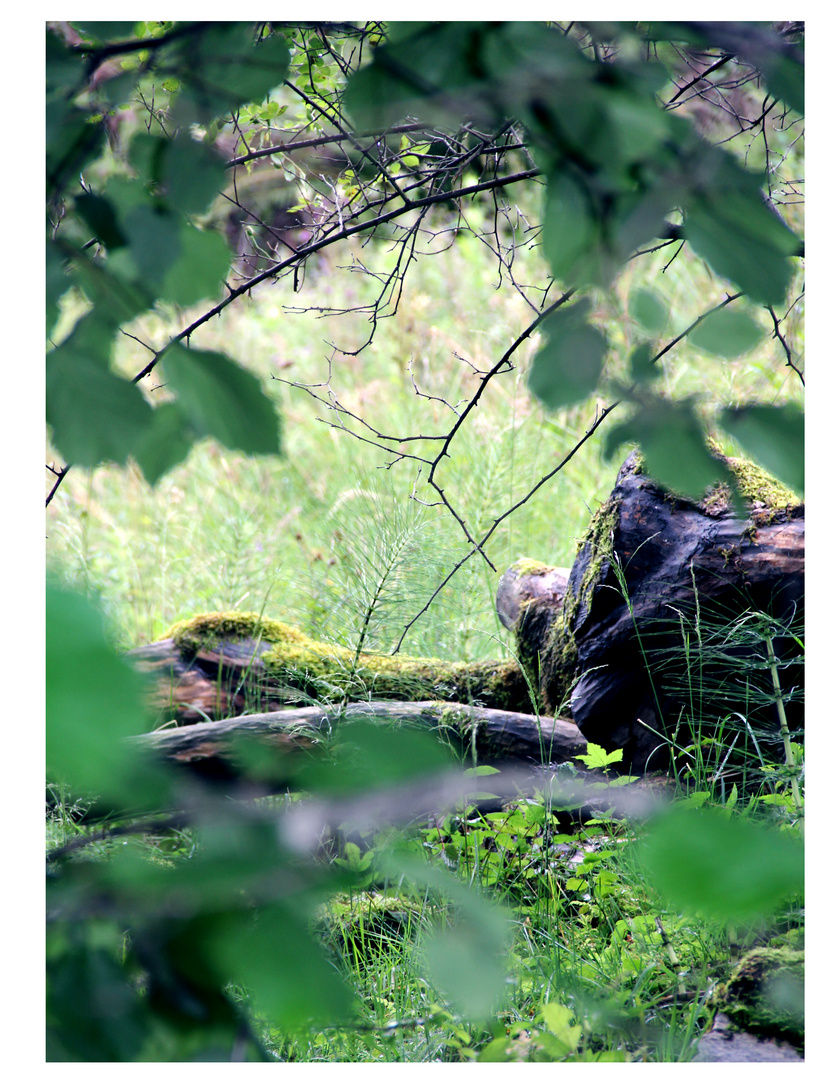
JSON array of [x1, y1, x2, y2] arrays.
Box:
[[498, 452, 804, 771]]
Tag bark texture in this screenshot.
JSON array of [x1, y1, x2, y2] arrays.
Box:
[[137, 700, 588, 781], [499, 453, 804, 770]]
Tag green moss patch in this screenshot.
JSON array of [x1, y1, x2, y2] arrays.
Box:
[[713, 946, 804, 1046], [537, 495, 621, 710], [165, 611, 529, 710], [167, 611, 309, 653]]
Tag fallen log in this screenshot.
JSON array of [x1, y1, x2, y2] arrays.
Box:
[[127, 452, 802, 777], [129, 616, 532, 725], [498, 452, 804, 771], [137, 700, 588, 782]]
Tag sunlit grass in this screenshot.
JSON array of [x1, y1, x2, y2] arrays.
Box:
[[47, 224, 803, 659]]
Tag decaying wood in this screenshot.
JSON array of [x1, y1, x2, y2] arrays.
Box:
[[495, 562, 570, 633], [129, 626, 532, 726], [126, 453, 802, 778], [498, 452, 804, 770], [137, 701, 588, 781]]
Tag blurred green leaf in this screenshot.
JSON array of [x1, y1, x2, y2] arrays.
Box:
[[527, 299, 608, 409], [75, 193, 127, 249], [720, 403, 804, 495], [46, 314, 153, 467], [162, 343, 281, 456], [762, 51, 804, 114], [689, 307, 765, 358], [46, 98, 106, 196], [343, 22, 497, 130], [162, 137, 228, 214], [421, 905, 510, 1019], [46, 26, 85, 93], [628, 288, 668, 333], [637, 805, 803, 922], [120, 205, 182, 283], [605, 397, 728, 499], [71, 21, 137, 43], [46, 242, 69, 339], [206, 904, 354, 1027], [47, 936, 148, 1061], [161, 225, 231, 306], [129, 133, 227, 215], [628, 343, 660, 384], [298, 719, 453, 795], [131, 402, 195, 485], [684, 155, 800, 305], [541, 172, 599, 285], [170, 23, 290, 124], [46, 586, 150, 800]]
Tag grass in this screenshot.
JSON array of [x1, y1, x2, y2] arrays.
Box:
[[46, 210, 804, 1062]]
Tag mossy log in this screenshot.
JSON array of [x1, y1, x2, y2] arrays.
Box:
[[136, 700, 588, 782], [499, 452, 804, 771], [129, 613, 533, 726]]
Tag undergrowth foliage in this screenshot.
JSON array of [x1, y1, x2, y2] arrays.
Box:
[[46, 20, 803, 1063]]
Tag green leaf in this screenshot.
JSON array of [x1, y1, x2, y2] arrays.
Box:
[[170, 23, 290, 124], [130, 133, 228, 215], [343, 22, 495, 130], [527, 299, 608, 410], [46, 586, 150, 801], [720, 403, 804, 495], [637, 805, 803, 922], [71, 21, 137, 43], [131, 402, 195, 485], [575, 744, 623, 770], [162, 343, 281, 456], [206, 904, 354, 1027], [47, 935, 148, 1061], [75, 194, 127, 250], [119, 204, 182, 283], [762, 52, 804, 115], [46, 242, 69, 339], [463, 765, 501, 778], [604, 397, 728, 499], [160, 139, 225, 214], [298, 719, 453, 795], [628, 288, 668, 333], [628, 343, 660, 384], [421, 906, 510, 1019], [46, 314, 153, 467], [160, 225, 231, 306], [46, 98, 106, 196], [541, 172, 599, 286], [684, 155, 800, 305], [689, 307, 765, 358]]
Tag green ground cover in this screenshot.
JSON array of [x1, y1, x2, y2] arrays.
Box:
[[46, 205, 804, 1062]]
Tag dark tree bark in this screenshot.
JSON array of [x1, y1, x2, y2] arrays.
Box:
[[498, 453, 804, 770]]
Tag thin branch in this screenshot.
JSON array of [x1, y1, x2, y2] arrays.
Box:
[[767, 304, 805, 386], [392, 398, 619, 653], [227, 122, 433, 168], [130, 167, 542, 384], [666, 51, 735, 105], [649, 291, 743, 366], [46, 464, 71, 507], [426, 290, 576, 487]]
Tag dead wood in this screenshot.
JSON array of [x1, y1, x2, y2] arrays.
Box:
[[137, 700, 588, 783]]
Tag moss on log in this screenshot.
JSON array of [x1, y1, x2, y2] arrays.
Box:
[[500, 451, 804, 771], [130, 613, 532, 725]]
